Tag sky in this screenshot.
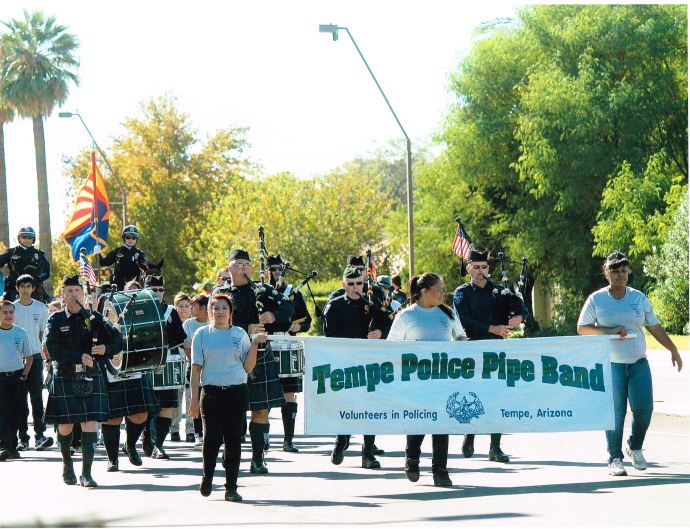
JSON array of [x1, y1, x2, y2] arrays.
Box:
[[0, 0, 522, 241]]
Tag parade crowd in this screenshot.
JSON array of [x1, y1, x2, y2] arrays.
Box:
[[0, 225, 682, 502]]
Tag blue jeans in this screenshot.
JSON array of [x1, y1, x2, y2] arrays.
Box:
[[606, 358, 653, 462]]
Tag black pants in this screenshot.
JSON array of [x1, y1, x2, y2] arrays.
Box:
[[19, 355, 45, 440], [200, 384, 248, 491], [406, 434, 449, 473], [0, 373, 24, 452]]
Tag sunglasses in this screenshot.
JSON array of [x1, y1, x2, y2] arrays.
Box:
[[218, 276, 230, 281], [471, 265, 489, 270], [346, 281, 364, 286], [150, 288, 165, 293], [124, 235, 138, 240], [231, 263, 251, 269], [269, 266, 284, 272]]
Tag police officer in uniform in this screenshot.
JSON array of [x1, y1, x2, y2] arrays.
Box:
[[0, 227, 51, 302], [265, 255, 312, 453], [44, 275, 122, 487], [99, 225, 148, 291], [323, 265, 392, 469], [452, 249, 528, 463], [214, 249, 294, 474]]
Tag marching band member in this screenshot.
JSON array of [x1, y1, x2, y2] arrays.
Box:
[[99, 225, 148, 291], [453, 249, 528, 463], [322, 265, 390, 469], [189, 293, 267, 502], [214, 249, 294, 474], [388, 273, 467, 487], [265, 255, 312, 453], [141, 275, 187, 460], [44, 275, 121, 487]]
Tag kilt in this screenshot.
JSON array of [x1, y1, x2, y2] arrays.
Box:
[[44, 368, 109, 425], [106, 375, 160, 419], [280, 376, 303, 394], [247, 345, 286, 411]]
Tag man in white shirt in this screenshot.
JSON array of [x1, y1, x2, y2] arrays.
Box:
[[12, 274, 51, 451]]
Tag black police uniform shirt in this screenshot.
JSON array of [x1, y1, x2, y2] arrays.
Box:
[[161, 302, 187, 350], [322, 293, 390, 339], [264, 282, 312, 336], [99, 245, 147, 289], [44, 308, 122, 366], [213, 282, 294, 334], [453, 280, 528, 341], [0, 244, 51, 291]]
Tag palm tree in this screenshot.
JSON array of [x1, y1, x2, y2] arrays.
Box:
[[0, 100, 13, 248], [0, 9, 79, 279]]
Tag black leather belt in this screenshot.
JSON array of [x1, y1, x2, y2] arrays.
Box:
[[1, 369, 22, 377], [203, 383, 246, 393]]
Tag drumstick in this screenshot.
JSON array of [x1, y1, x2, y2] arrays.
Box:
[[291, 317, 307, 325]]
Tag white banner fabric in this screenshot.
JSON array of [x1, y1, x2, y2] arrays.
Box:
[[300, 335, 614, 435]]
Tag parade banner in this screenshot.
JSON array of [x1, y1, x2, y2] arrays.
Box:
[[297, 335, 615, 435]]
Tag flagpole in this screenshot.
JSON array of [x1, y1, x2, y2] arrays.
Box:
[[91, 151, 102, 287]]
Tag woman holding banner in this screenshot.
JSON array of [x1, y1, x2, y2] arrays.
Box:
[[577, 251, 683, 477], [387, 272, 467, 487]]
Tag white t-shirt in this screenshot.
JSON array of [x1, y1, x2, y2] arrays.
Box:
[[191, 325, 251, 387], [183, 317, 208, 341], [13, 299, 49, 355], [578, 286, 659, 364], [0, 325, 33, 372], [387, 304, 466, 342]]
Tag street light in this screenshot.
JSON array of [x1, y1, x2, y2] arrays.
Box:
[[319, 24, 415, 277], [58, 111, 127, 227]]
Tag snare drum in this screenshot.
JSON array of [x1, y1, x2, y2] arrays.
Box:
[[153, 352, 186, 390], [272, 341, 305, 378], [99, 289, 168, 376]]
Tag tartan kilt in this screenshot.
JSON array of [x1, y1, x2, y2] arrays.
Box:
[[44, 368, 109, 425], [247, 345, 286, 411], [106, 375, 160, 419], [280, 375, 303, 394]]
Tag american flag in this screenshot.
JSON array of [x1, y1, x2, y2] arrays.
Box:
[[452, 224, 474, 259], [79, 255, 97, 286]]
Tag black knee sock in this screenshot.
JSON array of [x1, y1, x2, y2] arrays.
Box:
[[154, 417, 172, 449], [57, 432, 73, 464], [282, 402, 297, 442], [363, 435, 376, 456], [125, 417, 146, 449], [249, 422, 269, 463], [490, 433, 502, 449], [101, 424, 120, 463], [81, 431, 97, 477]]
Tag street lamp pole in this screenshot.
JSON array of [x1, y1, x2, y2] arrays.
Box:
[[319, 24, 415, 277], [58, 112, 127, 227]]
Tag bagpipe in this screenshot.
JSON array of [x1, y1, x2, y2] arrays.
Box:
[[490, 252, 527, 326], [360, 249, 396, 321]]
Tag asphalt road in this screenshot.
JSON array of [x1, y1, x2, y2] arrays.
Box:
[[2, 350, 688, 528]]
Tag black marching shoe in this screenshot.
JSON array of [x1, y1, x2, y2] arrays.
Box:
[[331, 444, 345, 465], [249, 460, 268, 474], [488, 446, 510, 463], [63, 463, 77, 485], [151, 447, 169, 460], [107, 459, 119, 472], [433, 469, 453, 487], [373, 444, 385, 456], [282, 440, 299, 453], [200, 477, 213, 497], [461, 435, 475, 458], [80, 474, 98, 488], [361, 453, 381, 469], [405, 457, 420, 482], [122, 444, 142, 466], [225, 489, 242, 502]]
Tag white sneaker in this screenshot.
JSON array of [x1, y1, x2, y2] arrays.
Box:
[[609, 458, 627, 476], [194, 434, 203, 448], [625, 447, 647, 470]]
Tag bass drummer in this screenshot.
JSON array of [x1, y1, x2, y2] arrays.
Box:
[[100, 280, 161, 472], [141, 274, 187, 460], [265, 255, 311, 453]]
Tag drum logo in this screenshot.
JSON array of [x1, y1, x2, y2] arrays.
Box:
[[173, 363, 181, 384], [446, 391, 485, 424], [111, 353, 123, 368]]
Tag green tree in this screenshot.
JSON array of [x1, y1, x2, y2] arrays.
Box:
[[0, 97, 13, 247], [0, 9, 80, 277]]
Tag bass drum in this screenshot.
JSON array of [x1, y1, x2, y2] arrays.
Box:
[[99, 289, 168, 376]]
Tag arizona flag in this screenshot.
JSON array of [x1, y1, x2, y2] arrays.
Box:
[[61, 152, 110, 261]]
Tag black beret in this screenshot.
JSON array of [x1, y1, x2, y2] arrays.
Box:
[[343, 266, 363, 280], [267, 254, 285, 266], [229, 249, 250, 262], [62, 275, 83, 288], [346, 255, 366, 267], [468, 250, 490, 263], [144, 275, 165, 287]]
